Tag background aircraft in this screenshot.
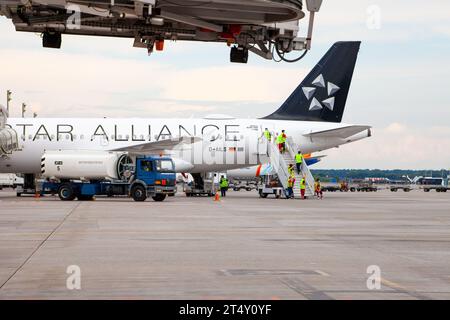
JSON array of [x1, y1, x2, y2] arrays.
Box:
[[0, 0, 323, 63]]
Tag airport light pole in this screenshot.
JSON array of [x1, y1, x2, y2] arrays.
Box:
[[6, 90, 12, 113], [21, 103, 26, 118]]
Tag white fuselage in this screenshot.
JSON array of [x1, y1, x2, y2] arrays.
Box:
[[1, 117, 369, 174]]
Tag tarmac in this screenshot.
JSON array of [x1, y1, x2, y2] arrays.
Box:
[[0, 188, 450, 300]]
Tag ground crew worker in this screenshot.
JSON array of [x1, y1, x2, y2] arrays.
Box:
[[295, 151, 303, 174], [288, 164, 295, 177], [263, 128, 272, 142], [300, 176, 306, 199], [219, 175, 229, 197], [286, 176, 296, 199], [276, 132, 283, 152], [314, 178, 323, 199], [280, 130, 287, 153]]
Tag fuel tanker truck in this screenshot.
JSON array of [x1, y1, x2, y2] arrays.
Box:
[[40, 150, 176, 201]]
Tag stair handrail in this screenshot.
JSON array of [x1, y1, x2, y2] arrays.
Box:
[[286, 137, 315, 195], [267, 140, 290, 189]]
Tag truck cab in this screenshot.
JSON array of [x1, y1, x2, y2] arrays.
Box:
[[131, 156, 177, 201]]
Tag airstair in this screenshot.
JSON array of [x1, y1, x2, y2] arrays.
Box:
[[265, 136, 315, 199], [0, 105, 19, 156]]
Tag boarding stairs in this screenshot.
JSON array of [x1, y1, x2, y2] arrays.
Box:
[[266, 136, 315, 199]]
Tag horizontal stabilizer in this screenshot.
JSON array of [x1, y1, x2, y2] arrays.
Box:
[[111, 136, 201, 154], [304, 125, 371, 139]]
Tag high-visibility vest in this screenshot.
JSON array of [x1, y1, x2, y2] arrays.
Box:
[[264, 130, 271, 140], [276, 134, 283, 143], [220, 179, 229, 188], [287, 178, 294, 188], [300, 179, 306, 190], [315, 182, 321, 191], [295, 153, 303, 164], [288, 166, 294, 176]]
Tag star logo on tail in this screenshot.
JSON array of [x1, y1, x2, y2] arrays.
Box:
[[302, 74, 340, 111]]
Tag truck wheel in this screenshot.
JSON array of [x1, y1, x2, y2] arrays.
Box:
[[131, 185, 147, 201], [259, 191, 268, 198], [403, 188, 410, 192], [424, 189, 430, 192], [77, 195, 94, 201], [58, 184, 76, 201], [152, 194, 166, 202], [16, 193, 22, 197]]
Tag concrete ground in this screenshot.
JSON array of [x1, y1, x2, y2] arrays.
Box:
[[0, 188, 450, 300]]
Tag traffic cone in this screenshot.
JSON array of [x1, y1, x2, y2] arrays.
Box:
[[214, 192, 220, 202], [34, 192, 41, 199]]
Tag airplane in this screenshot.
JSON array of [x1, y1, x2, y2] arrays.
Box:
[[0, 0, 323, 63], [0, 41, 371, 190]]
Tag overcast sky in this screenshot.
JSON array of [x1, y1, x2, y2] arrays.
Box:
[[1, 0, 449, 169]]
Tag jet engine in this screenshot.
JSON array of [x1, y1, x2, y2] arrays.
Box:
[[0, 105, 19, 157]]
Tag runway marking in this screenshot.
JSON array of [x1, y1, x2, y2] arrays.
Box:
[[219, 269, 322, 276], [281, 278, 333, 300], [381, 277, 431, 300], [315, 270, 330, 277], [0, 203, 81, 290]]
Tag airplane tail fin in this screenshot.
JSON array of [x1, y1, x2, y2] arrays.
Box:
[[263, 41, 361, 123]]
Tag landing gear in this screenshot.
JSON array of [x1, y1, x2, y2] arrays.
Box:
[[230, 46, 249, 64], [42, 31, 62, 49]]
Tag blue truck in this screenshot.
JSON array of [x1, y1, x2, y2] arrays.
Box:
[[41, 155, 177, 202]]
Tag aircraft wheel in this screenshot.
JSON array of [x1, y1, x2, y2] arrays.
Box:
[[152, 194, 167, 202], [58, 184, 76, 201], [131, 185, 147, 202]]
